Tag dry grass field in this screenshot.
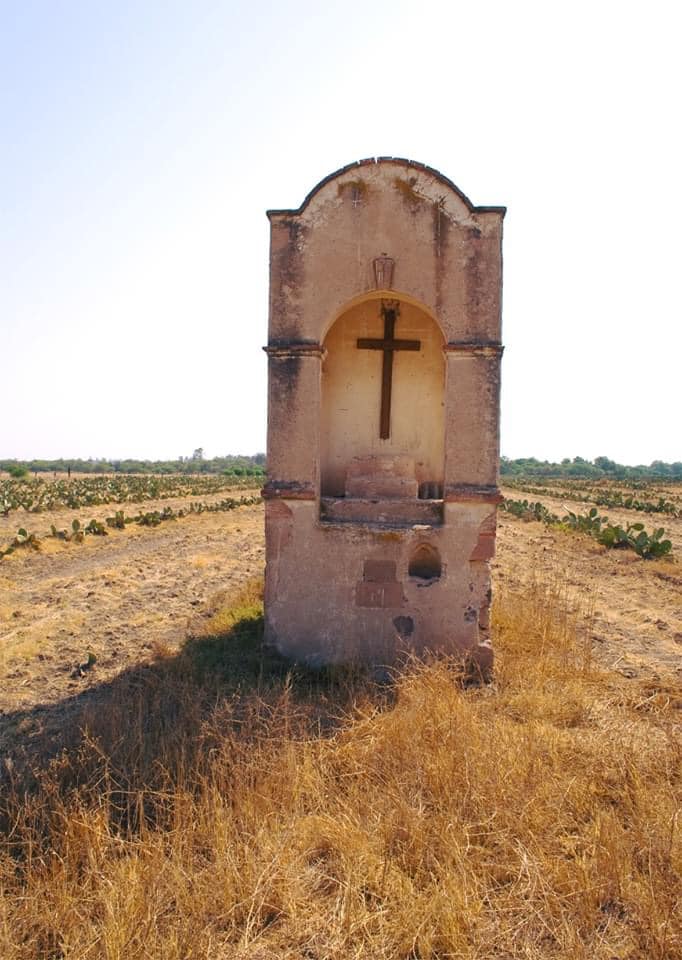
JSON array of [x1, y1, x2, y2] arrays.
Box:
[[0, 480, 680, 959]]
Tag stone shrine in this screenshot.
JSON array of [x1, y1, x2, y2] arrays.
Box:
[[263, 158, 505, 673]]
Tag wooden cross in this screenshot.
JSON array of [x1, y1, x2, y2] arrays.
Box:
[[357, 305, 421, 439]]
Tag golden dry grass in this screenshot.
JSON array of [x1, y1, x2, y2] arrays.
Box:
[[0, 580, 680, 959]]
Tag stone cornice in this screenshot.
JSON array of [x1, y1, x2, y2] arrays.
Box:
[[444, 484, 503, 504], [262, 481, 316, 501], [444, 342, 504, 358], [263, 343, 325, 358]]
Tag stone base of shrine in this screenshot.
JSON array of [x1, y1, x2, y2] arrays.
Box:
[[263, 499, 497, 675]]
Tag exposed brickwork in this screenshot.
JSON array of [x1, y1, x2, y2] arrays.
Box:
[[356, 580, 405, 608], [381, 582, 405, 607], [355, 582, 384, 607], [266, 500, 293, 520], [363, 559, 397, 583], [470, 511, 498, 561]]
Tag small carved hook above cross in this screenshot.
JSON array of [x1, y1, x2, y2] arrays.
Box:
[[373, 256, 394, 290]]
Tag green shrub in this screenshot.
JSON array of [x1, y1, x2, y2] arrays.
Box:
[[7, 465, 28, 479]]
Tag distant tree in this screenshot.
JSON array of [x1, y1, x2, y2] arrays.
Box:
[[594, 456, 617, 473]]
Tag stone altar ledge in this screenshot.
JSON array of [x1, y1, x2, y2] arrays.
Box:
[[320, 496, 443, 526]]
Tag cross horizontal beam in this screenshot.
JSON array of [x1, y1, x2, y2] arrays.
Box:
[[356, 338, 420, 351]]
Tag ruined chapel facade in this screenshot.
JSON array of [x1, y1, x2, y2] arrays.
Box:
[[263, 158, 505, 671]]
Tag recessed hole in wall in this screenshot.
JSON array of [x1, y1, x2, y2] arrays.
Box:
[[408, 543, 441, 580], [418, 481, 444, 500], [393, 615, 414, 638]]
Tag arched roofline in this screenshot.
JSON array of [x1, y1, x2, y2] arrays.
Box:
[[321, 288, 446, 345], [267, 157, 506, 219]]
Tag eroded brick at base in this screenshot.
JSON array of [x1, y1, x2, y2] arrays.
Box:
[[266, 499, 294, 521], [393, 615, 414, 638], [478, 588, 492, 631], [465, 637, 494, 683]]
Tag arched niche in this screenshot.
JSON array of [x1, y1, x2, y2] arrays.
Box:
[[320, 296, 445, 498], [408, 543, 442, 580]]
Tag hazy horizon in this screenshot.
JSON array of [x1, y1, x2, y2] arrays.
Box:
[[2, 451, 680, 471]]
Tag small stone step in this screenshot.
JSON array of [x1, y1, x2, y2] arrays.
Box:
[[345, 476, 419, 499], [346, 455, 416, 479]]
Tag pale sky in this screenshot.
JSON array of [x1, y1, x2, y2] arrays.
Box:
[[2, 0, 680, 465]]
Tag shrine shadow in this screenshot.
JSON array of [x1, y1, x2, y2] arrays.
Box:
[[0, 603, 394, 826]]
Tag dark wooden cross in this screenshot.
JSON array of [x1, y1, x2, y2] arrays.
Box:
[[357, 306, 421, 439]]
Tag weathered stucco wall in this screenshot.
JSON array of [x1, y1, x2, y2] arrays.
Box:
[[267, 158, 503, 348], [264, 500, 495, 669]]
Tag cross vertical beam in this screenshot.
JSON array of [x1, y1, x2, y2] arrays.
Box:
[[357, 305, 421, 439]]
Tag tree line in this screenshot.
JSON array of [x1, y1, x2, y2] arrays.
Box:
[[501, 456, 682, 480], [1, 454, 266, 477], [3, 454, 681, 481]]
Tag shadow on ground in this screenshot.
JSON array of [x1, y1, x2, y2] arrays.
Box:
[[0, 587, 394, 834]]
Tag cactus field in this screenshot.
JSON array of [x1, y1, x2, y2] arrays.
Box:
[[0, 472, 261, 518], [0, 472, 679, 722], [0, 478, 266, 718], [495, 478, 681, 678]]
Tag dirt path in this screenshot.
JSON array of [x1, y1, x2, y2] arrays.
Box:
[[0, 504, 264, 721], [1, 494, 679, 749]]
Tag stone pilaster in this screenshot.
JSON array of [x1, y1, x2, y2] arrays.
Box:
[[443, 343, 503, 498], [263, 344, 323, 501]]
